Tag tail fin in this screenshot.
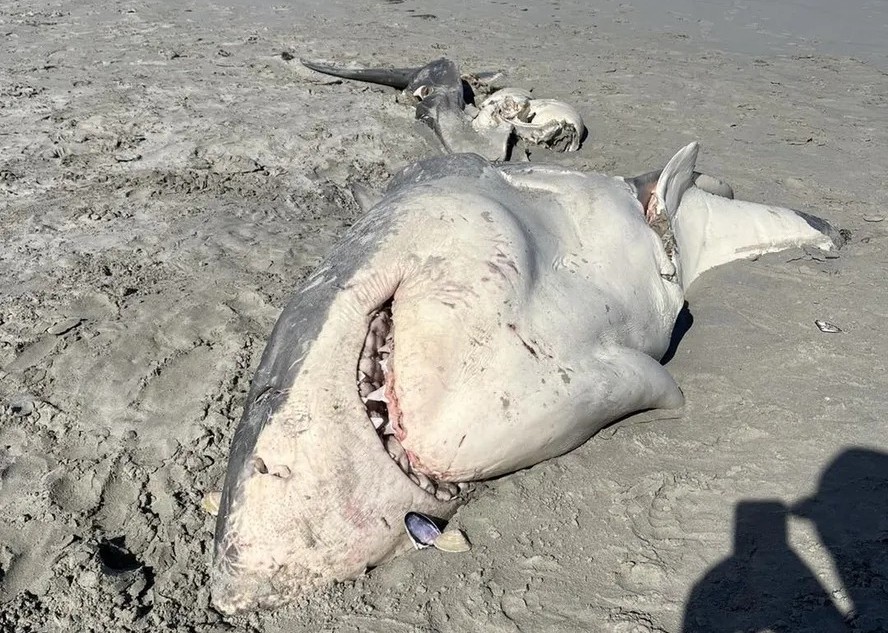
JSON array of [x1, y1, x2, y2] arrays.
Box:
[[301, 59, 420, 89]]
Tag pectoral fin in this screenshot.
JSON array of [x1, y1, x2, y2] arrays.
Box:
[[593, 347, 685, 417], [533, 348, 684, 463]]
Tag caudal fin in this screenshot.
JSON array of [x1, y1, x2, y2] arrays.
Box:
[[301, 59, 420, 89]]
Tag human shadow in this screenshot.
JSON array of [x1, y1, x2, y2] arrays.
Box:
[[682, 448, 888, 632], [794, 448, 888, 632]]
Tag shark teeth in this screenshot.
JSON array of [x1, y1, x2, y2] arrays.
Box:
[[363, 386, 388, 403], [357, 302, 463, 503]]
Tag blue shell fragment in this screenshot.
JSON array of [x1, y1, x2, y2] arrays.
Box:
[[404, 511, 443, 549]]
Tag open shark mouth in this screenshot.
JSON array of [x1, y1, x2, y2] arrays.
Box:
[[357, 301, 463, 502]]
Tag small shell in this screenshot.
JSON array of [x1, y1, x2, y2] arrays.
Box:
[[201, 491, 221, 516], [433, 529, 472, 553], [404, 511, 442, 549], [815, 319, 843, 333]]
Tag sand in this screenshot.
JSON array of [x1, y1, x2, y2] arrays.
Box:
[[1, 0, 886, 631]]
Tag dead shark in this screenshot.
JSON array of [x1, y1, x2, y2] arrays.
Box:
[[210, 141, 842, 613]]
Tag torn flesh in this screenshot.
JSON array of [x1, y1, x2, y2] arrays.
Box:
[[357, 302, 464, 502], [471, 89, 585, 152]]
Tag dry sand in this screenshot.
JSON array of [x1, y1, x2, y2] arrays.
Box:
[[1, 0, 887, 631]]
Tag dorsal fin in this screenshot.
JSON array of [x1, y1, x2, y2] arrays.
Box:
[[654, 142, 699, 220]]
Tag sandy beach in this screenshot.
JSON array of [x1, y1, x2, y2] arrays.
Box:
[[1, 0, 886, 631]]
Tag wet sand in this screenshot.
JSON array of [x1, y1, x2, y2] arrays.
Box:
[[1, 0, 886, 631]]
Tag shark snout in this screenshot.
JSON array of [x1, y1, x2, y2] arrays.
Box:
[[210, 529, 301, 615], [210, 563, 284, 615]]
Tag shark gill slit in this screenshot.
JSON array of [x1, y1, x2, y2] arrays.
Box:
[[356, 298, 462, 502]]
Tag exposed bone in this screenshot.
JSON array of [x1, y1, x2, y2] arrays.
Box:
[[303, 58, 588, 161], [471, 88, 585, 153], [472, 88, 532, 134], [460, 70, 508, 97], [481, 88, 532, 112], [512, 99, 585, 152]]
